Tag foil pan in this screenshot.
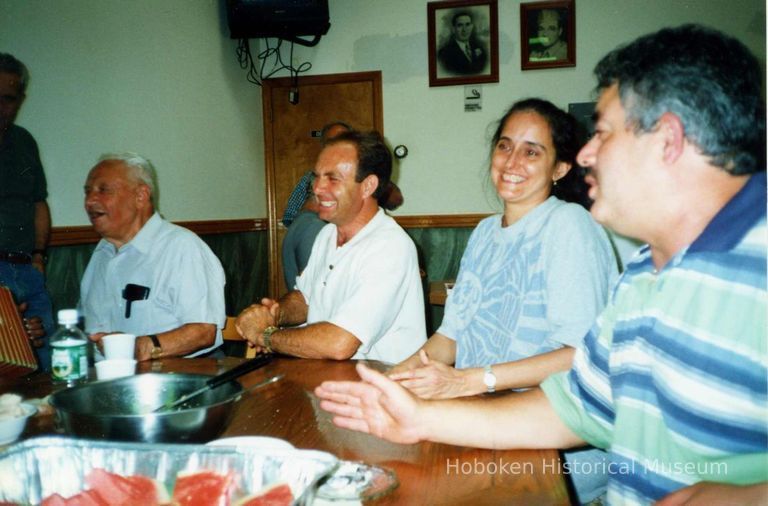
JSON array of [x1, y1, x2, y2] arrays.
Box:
[[0, 436, 338, 505]]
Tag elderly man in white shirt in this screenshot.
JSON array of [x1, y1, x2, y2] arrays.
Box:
[[80, 153, 226, 361]]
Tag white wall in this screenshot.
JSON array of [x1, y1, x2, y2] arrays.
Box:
[[1, 0, 764, 225], [1, 0, 264, 225]]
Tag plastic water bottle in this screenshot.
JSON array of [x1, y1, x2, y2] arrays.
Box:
[[50, 309, 89, 385]]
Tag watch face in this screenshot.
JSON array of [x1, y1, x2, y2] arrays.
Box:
[[483, 368, 496, 392]]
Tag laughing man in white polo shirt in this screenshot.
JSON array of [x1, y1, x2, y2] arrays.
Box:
[[236, 131, 426, 364]]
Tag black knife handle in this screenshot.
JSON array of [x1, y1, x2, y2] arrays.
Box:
[[206, 353, 273, 389]]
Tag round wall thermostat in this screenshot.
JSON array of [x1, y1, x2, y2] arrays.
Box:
[[394, 145, 408, 159]]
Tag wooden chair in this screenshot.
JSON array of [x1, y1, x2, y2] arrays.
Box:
[[221, 315, 257, 359]]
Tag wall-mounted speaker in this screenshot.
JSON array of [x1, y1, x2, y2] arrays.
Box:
[[226, 0, 330, 42]]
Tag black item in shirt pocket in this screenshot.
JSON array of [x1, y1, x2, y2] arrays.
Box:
[[122, 284, 150, 318]]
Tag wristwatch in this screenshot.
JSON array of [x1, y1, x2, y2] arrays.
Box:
[[262, 326, 279, 353], [483, 364, 497, 393], [148, 334, 163, 360]]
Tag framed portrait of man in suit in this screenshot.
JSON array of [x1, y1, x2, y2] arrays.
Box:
[[521, 0, 576, 70], [428, 0, 499, 87]]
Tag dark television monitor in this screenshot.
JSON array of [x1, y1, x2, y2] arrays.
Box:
[[226, 0, 330, 40]]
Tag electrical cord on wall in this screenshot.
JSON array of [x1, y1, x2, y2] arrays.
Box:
[[236, 37, 312, 98]]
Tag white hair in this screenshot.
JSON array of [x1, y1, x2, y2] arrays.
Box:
[[96, 152, 159, 208]]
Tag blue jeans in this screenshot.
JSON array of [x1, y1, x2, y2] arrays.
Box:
[[0, 261, 54, 372]]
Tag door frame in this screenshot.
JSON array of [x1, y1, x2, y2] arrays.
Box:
[[262, 71, 384, 297]]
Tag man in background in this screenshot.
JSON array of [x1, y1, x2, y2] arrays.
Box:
[[437, 11, 487, 75], [237, 131, 425, 364], [81, 153, 226, 361], [317, 25, 767, 504], [0, 53, 53, 371]]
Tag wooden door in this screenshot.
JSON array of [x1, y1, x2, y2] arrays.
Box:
[[262, 71, 383, 297]]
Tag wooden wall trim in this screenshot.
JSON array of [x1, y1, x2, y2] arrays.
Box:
[[49, 227, 102, 246], [48, 215, 484, 246], [394, 214, 489, 229], [177, 218, 267, 235], [49, 218, 268, 246]]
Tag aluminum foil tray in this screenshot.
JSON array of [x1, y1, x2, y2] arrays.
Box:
[[0, 436, 338, 505]]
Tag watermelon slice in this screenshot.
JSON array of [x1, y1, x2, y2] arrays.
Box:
[[41, 468, 168, 506], [172, 470, 235, 506], [66, 489, 111, 506], [236, 483, 293, 506], [41, 493, 69, 506], [86, 468, 166, 506], [126, 475, 170, 504], [40, 489, 109, 506]]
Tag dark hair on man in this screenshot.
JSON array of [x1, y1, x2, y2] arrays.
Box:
[[594, 24, 765, 175], [0, 53, 29, 93], [452, 11, 473, 26], [320, 121, 352, 145], [326, 130, 392, 201], [491, 98, 591, 208]]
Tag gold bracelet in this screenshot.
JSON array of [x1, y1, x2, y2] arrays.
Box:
[[276, 308, 283, 327], [262, 326, 279, 353]]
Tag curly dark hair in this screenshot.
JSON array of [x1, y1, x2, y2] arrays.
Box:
[[490, 98, 591, 209], [594, 24, 765, 175]]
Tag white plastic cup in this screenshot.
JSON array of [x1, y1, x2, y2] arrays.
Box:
[[95, 359, 137, 380], [102, 333, 137, 360]]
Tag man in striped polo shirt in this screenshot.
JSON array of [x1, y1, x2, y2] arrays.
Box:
[[316, 24, 766, 505]]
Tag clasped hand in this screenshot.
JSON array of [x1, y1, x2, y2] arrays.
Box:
[[235, 298, 280, 352], [388, 350, 470, 399]]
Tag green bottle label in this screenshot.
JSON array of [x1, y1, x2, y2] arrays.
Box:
[[51, 339, 88, 382]]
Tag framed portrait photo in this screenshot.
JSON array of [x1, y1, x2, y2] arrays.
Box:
[[428, 0, 499, 87], [521, 0, 575, 70]]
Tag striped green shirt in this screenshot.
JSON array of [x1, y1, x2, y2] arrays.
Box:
[[542, 172, 767, 505]]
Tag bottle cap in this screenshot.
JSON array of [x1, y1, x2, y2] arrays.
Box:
[[57, 309, 79, 324]]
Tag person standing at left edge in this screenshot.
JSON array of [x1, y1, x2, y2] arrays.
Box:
[[0, 53, 54, 372]]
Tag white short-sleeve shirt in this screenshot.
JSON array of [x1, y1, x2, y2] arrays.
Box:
[[296, 209, 426, 364], [80, 213, 226, 357]]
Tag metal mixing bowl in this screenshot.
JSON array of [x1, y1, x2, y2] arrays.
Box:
[[49, 373, 243, 443]]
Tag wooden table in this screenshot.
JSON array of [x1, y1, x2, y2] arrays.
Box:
[[2, 357, 570, 505]]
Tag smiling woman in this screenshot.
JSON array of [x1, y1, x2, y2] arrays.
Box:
[[490, 109, 570, 223], [388, 98, 617, 503]]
